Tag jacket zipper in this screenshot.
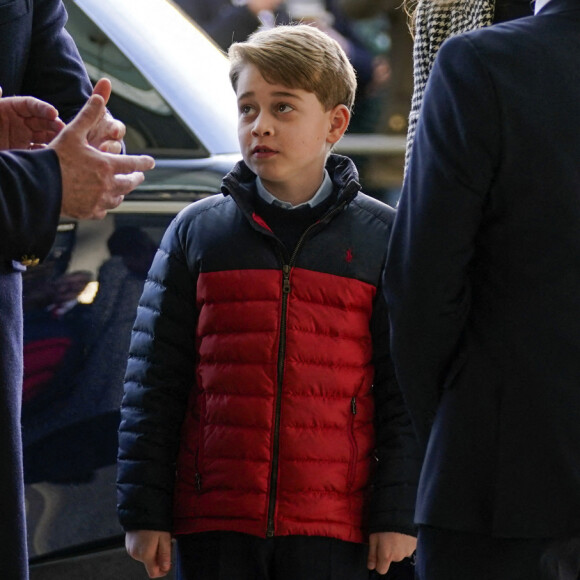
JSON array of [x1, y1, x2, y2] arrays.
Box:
[[265, 201, 348, 537], [266, 262, 291, 537]]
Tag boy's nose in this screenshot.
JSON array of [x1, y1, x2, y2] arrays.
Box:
[[251, 113, 273, 137]]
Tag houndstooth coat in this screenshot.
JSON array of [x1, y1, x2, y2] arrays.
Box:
[[405, 0, 495, 171]]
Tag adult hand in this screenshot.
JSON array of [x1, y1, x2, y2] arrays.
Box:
[[367, 531, 417, 575], [125, 530, 173, 578], [49, 93, 155, 220], [247, 0, 284, 15], [0, 87, 65, 150], [86, 78, 126, 154]]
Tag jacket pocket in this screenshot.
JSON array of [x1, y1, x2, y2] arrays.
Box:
[[0, 0, 29, 26], [346, 396, 358, 491]]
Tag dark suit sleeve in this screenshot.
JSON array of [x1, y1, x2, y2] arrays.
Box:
[[22, 0, 92, 121], [384, 35, 500, 447], [0, 0, 93, 264], [0, 149, 62, 262]]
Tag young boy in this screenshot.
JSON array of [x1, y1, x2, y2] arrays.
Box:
[[117, 24, 419, 580]]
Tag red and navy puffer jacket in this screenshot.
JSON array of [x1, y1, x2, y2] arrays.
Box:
[[117, 155, 420, 543]]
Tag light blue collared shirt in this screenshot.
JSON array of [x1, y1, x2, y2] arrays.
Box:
[[534, 0, 551, 13], [256, 170, 333, 210]]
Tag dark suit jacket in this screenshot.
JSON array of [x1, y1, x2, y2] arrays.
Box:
[[0, 0, 91, 576], [385, 0, 580, 539]]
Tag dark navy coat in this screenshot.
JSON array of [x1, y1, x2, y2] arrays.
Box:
[[0, 0, 91, 577], [386, 0, 580, 539]]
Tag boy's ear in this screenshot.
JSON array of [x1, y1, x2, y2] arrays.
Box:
[[327, 104, 350, 145]]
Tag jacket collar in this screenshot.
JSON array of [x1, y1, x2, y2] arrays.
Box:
[[221, 154, 362, 213]]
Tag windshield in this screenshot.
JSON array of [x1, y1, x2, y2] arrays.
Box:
[[64, 0, 206, 157]]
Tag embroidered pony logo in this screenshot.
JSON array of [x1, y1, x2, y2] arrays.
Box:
[[345, 248, 353, 263]]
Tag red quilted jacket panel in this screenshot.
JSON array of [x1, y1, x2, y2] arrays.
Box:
[[173, 267, 376, 542]]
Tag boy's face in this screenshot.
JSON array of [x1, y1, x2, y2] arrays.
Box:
[[235, 64, 349, 204]]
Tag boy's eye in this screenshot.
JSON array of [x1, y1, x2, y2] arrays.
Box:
[[240, 104, 254, 116], [276, 103, 294, 114]]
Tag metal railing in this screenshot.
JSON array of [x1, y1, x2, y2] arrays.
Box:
[[334, 133, 406, 156]]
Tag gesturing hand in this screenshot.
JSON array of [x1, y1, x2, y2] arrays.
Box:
[[86, 78, 126, 154], [49, 92, 155, 220], [0, 87, 65, 150]]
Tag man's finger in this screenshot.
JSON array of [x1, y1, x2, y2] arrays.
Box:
[[110, 172, 146, 197], [98, 140, 123, 154], [21, 97, 60, 121], [66, 94, 107, 137], [97, 116, 125, 143], [10, 96, 60, 121], [109, 153, 155, 175], [92, 78, 112, 106], [29, 132, 60, 146], [25, 116, 66, 133]]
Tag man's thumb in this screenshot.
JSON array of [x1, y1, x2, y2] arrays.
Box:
[[68, 94, 106, 138], [92, 78, 112, 106]]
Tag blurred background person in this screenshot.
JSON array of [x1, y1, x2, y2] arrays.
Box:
[[173, 0, 291, 50]]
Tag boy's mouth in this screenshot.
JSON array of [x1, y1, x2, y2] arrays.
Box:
[[252, 145, 278, 158]]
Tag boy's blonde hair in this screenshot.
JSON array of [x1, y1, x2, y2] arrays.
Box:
[[228, 24, 357, 112]]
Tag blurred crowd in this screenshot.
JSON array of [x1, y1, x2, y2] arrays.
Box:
[[174, 0, 412, 135]]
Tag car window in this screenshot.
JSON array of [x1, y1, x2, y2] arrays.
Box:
[[23, 208, 185, 559], [63, 0, 206, 157]]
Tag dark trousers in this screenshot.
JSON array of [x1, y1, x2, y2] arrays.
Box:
[[416, 525, 580, 580], [175, 531, 415, 580]]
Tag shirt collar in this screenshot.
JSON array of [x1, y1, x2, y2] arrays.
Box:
[[534, 0, 551, 14], [256, 170, 333, 210]]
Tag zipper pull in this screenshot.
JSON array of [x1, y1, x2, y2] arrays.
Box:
[[351, 397, 357, 415], [282, 264, 291, 294], [195, 472, 202, 491]]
